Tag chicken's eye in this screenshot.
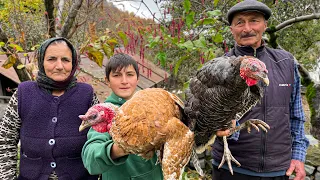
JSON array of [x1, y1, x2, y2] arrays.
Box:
[[90, 114, 98, 119], [251, 65, 258, 71]]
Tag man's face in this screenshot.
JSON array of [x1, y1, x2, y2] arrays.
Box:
[[230, 11, 267, 49], [106, 65, 139, 100]]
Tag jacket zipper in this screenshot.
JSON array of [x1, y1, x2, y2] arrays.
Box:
[[258, 49, 267, 172]]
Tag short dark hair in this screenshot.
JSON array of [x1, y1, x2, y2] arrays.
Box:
[[105, 53, 139, 81]]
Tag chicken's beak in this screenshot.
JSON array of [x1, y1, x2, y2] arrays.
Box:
[[79, 120, 91, 132], [262, 77, 269, 86]]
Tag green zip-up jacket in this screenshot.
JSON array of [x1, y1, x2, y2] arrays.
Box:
[[81, 92, 163, 180]]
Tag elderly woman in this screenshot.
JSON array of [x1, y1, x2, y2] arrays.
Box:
[[0, 37, 99, 179]]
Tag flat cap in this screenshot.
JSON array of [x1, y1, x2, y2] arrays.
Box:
[[227, 0, 272, 24]]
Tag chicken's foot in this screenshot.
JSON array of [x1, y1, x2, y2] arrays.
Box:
[[229, 119, 270, 135], [218, 136, 240, 175]]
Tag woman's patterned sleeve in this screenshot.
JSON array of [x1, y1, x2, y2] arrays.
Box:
[[0, 90, 21, 179], [90, 92, 100, 107]]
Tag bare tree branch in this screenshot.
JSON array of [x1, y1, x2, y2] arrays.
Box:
[[59, 0, 84, 38], [67, 18, 88, 39], [44, 0, 56, 38], [267, 13, 320, 33], [55, 0, 65, 37]]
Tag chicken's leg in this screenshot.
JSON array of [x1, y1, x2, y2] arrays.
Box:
[[218, 136, 240, 175], [162, 117, 194, 180], [229, 119, 270, 135], [218, 119, 269, 175]]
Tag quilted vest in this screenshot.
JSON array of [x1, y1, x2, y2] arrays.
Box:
[[212, 45, 294, 172], [18, 81, 98, 180]]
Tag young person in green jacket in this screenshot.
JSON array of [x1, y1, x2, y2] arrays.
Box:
[[81, 53, 163, 180]]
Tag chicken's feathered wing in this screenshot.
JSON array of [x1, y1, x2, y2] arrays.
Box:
[[186, 56, 252, 147], [110, 88, 194, 180], [184, 56, 270, 174]]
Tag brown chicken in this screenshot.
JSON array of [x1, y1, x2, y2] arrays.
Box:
[[79, 88, 194, 180]]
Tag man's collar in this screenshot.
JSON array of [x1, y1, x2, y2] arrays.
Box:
[[233, 41, 266, 56]]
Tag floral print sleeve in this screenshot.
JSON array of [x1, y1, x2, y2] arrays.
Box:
[[0, 90, 20, 179]]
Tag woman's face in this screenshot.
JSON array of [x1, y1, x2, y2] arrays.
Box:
[[43, 43, 73, 82]]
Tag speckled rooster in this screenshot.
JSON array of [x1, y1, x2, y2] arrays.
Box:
[[184, 55, 271, 174], [79, 88, 194, 180]]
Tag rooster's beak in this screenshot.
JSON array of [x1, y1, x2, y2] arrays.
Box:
[[79, 120, 91, 132]]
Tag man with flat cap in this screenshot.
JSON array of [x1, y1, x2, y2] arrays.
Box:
[[211, 0, 309, 180]]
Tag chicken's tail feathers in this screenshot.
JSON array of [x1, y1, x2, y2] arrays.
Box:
[[190, 147, 204, 177]]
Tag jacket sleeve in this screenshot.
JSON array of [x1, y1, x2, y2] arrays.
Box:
[[0, 90, 21, 179], [81, 128, 129, 175]]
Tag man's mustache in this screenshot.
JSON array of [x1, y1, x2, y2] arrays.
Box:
[[241, 33, 256, 38]]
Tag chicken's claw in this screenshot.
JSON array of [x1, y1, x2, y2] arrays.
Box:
[[229, 119, 270, 135], [218, 136, 241, 175], [244, 119, 270, 133]]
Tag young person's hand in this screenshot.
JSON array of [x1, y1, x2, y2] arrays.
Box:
[[111, 143, 129, 160]]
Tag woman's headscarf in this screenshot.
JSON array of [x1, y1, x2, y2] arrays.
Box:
[[36, 37, 78, 90]]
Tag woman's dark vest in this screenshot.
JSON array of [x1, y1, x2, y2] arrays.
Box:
[[212, 45, 295, 172], [18, 81, 98, 180]]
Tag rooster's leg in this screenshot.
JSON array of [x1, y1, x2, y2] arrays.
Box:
[[218, 136, 240, 175], [229, 119, 270, 135]]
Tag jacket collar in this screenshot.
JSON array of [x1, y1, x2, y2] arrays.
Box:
[[104, 92, 127, 107], [233, 41, 266, 57]]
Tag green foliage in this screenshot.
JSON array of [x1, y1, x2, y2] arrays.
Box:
[[0, 0, 43, 22], [277, 20, 320, 71], [81, 34, 119, 67], [174, 55, 190, 76], [306, 82, 316, 125], [186, 12, 195, 28], [0, 40, 25, 69], [118, 31, 128, 47], [183, 0, 191, 13], [156, 52, 167, 68]]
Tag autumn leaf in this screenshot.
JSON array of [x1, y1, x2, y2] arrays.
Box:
[[17, 64, 25, 69], [9, 43, 24, 52], [85, 46, 104, 67], [118, 31, 128, 47], [2, 55, 17, 69], [102, 43, 114, 59]]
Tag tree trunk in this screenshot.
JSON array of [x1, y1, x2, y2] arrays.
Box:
[[44, 0, 56, 38]]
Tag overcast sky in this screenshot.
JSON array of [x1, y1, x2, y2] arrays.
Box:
[[108, 0, 163, 20]]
